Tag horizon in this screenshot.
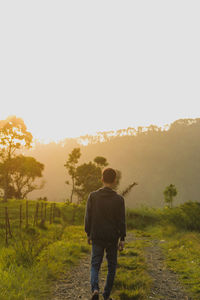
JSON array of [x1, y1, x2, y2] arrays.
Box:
[[2, 114, 199, 144], [27, 115, 200, 144]]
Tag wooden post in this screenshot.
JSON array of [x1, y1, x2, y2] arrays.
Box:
[[41, 202, 44, 221], [26, 200, 29, 227], [50, 204, 53, 224], [5, 207, 8, 246], [6, 208, 12, 238], [44, 203, 47, 221], [34, 202, 39, 226], [19, 204, 22, 230], [52, 203, 56, 222]]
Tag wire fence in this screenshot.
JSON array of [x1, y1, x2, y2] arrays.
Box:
[[0, 201, 59, 246]]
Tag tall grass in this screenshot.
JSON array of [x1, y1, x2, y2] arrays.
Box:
[[0, 225, 89, 299], [126, 201, 200, 232], [0, 199, 87, 299]]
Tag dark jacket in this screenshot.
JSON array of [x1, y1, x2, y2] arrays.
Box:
[[84, 186, 126, 244]]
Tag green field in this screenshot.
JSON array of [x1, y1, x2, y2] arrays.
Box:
[[0, 200, 200, 299]]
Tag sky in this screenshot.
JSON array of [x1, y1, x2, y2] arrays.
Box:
[[0, 1, 200, 142]]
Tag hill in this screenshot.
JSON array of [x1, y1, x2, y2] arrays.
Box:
[[26, 118, 200, 207]]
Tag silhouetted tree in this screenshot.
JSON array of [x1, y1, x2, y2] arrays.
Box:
[[93, 156, 108, 169], [8, 155, 44, 199], [75, 161, 102, 201], [0, 116, 33, 201], [64, 147, 81, 203], [164, 184, 177, 208]]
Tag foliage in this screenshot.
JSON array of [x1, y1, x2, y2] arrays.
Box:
[[93, 156, 108, 169], [126, 202, 200, 232], [64, 148, 113, 202], [161, 232, 200, 300], [0, 225, 89, 300], [163, 184, 177, 208], [7, 155, 44, 199], [0, 116, 33, 201], [75, 161, 102, 200], [64, 147, 81, 203]]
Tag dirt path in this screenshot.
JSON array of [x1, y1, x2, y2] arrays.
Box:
[[52, 234, 193, 300], [52, 254, 105, 300], [145, 239, 192, 300]]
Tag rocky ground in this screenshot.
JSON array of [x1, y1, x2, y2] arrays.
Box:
[[52, 254, 106, 300]]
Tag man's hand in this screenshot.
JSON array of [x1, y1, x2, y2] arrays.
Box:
[[118, 241, 125, 252], [87, 237, 92, 245]]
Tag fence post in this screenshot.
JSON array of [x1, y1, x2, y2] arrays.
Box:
[[26, 200, 29, 227], [52, 203, 56, 222], [6, 208, 12, 238], [44, 203, 47, 221], [33, 202, 39, 226], [5, 207, 8, 246], [49, 204, 53, 224], [19, 204, 22, 230], [41, 202, 44, 222]]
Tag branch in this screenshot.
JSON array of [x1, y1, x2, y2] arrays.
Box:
[[121, 182, 138, 197]]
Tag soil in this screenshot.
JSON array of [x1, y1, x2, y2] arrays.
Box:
[[52, 254, 106, 300], [52, 234, 193, 300], [145, 239, 192, 300]]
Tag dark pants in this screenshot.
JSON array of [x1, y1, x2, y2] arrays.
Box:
[[91, 241, 118, 300]]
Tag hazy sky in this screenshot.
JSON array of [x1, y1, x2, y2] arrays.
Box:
[[0, 1, 199, 142]]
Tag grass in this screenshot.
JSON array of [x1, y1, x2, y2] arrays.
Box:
[[1, 199, 200, 299], [0, 199, 87, 300], [125, 204, 200, 300], [0, 225, 89, 300], [147, 225, 200, 299], [101, 235, 152, 300]]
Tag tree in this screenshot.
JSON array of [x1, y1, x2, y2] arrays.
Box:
[[64, 148, 81, 203], [93, 156, 108, 169], [0, 116, 33, 201], [75, 159, 122, 202], [75, 161, 102, 201], [164, 184, 177, 208], [8, 155, 44, 199]]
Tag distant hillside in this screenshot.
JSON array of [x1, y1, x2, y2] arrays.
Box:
[[26, 118, 200, 207]]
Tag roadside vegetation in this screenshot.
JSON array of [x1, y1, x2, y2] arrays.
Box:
[[126, 202, 200, 300], [0, 199, 87, 300], [1, 198, 200, 299]]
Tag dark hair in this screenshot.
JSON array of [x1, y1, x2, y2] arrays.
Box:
[[102, 168, 116, 184]]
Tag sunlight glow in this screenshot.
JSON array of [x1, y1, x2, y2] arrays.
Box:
[[0, 1, 200, 142]]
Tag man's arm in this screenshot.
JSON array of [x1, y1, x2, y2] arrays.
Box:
[[84, 193, 92, 239], [119, 196, 126, 241]]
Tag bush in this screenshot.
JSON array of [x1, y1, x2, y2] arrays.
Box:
[[162, 202, 200, 231], [126, 208, 161, 230]]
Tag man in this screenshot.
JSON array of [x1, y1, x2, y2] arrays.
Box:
[[85, 168, 126, 300]]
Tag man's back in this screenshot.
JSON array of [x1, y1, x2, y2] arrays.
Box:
[[85, 186, 126, 244]]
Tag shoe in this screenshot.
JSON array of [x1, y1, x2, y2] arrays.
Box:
[[91, 291, 99, 300]]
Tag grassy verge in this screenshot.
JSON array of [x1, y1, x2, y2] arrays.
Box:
[[0, 225, 89, 300], [102, 232, 151, 300], [126, 203, 200, 300], [146, 225, 200, 300]]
